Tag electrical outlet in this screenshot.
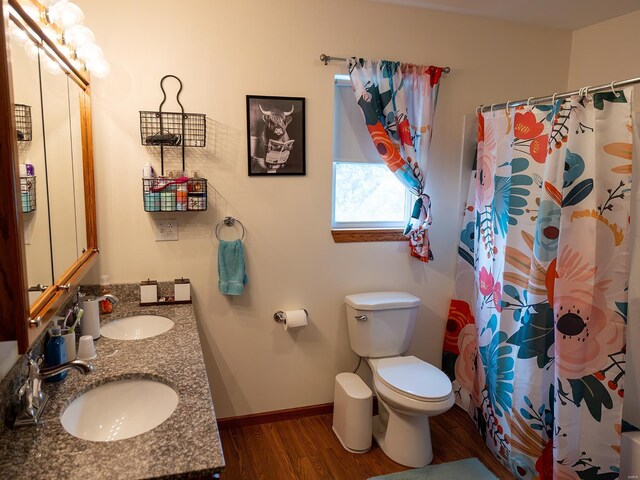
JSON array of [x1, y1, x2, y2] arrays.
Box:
[[156, 218, 178, 241]]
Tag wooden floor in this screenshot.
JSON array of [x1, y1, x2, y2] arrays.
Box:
[[218, 405, 514, 479]]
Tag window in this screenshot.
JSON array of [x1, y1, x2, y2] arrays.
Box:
[[331, 75, 412, 241]]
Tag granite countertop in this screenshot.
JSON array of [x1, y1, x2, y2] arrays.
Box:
[[0, 301, 225, 479]]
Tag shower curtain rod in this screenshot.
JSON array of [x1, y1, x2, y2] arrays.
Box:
[[319, 54, 451, 74], [478, 75, 640, 113]]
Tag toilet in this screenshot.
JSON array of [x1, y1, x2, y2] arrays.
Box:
[[345, 291, 454, 468]]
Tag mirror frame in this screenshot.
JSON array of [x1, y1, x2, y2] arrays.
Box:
[[0, 0, 98, 353]]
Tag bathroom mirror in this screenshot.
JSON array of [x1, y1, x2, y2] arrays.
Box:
[[8, 17, 54, 297], [40, 48, 87, 280], [0, 0, 98, 352]]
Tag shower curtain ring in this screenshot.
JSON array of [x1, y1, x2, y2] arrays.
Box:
[[476, 105, 483, 115], [490, 103, 496, 117], [610, 81, 621, 97], [551, 93, 558, 104], [526, 97, 534, 107], [580, 86, 592, 98]]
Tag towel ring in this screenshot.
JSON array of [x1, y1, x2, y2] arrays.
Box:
[[215, 216, 245, 241]]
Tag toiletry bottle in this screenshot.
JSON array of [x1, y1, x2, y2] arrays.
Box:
[[99, 275, 113, 314], [143, 162, 154, 178], [44, 326, 68, 382], [176, 183, 188, 211]]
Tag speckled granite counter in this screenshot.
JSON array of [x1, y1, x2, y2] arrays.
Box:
[[0, 301, 225, 479]]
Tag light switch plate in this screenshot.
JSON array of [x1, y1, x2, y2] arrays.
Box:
[[156, 218, 178, 241]]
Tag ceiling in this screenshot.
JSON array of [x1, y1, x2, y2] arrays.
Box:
[[369, 0, 640, 30]]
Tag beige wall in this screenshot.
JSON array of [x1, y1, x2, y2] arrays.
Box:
[[77, 0, 571, 418], [568, 11, 640, 428], [568, 10, 640, 89]]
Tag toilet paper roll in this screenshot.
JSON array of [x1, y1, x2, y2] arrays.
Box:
[[283, 309, 308, 330]]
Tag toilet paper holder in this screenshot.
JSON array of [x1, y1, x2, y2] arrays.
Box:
[[273, 309, 308, 324]]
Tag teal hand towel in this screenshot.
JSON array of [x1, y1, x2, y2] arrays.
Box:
[[218, 239, 248, 295]]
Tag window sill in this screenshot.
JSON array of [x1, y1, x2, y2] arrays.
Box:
[[331, 228, 408, 243]]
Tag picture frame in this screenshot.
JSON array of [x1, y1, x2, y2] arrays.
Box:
[[246, 95, 306, 176]]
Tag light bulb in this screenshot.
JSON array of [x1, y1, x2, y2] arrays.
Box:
[[41, 24, 58, 41], [76, 42, 103, 63], [9, 23, 29, 46], [64, 25, 95, 48], [43, 56, 62, 75], [24, 40, 40, 61], [87, 57, 110, 78], [49, 0, 84, 29], [21, 4, 40, 21]]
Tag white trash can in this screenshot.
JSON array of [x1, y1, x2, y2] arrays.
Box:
[[332, 372, 372, 453]]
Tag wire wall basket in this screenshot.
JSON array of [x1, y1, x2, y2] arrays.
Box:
[[139, 111, 206, 147], [15, 104, 32, 142], [142, 177, 207, 212], [20, 176, 36, 212]]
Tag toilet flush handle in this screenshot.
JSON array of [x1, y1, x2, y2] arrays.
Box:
[[355, 314, 368, 321]]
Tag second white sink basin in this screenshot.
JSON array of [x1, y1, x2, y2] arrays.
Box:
[[101, 315, 174, 340], [61, 378, 179, 442]]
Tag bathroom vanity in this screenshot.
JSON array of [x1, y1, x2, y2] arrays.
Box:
[[0, 293, 225, 479]]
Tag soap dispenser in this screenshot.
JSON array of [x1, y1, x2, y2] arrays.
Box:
[[44, 326, 68, 382], [99, 275, 113, 314]]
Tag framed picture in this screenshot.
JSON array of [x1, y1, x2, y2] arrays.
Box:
[[247, 95, 305, 176]]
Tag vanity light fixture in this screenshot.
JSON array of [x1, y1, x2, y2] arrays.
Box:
[[12, 0, 110, 78]]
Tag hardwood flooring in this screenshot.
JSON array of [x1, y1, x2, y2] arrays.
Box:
[[218, 405, 514, 479]]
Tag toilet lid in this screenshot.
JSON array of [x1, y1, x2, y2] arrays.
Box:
[[375, 356, 452, 402]]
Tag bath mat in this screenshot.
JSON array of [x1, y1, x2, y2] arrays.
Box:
[[368, 458, 498, 480]]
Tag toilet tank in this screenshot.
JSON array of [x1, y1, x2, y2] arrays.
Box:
[[345, 292, 421, 358]]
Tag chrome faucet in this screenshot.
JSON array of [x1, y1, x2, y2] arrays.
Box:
[[14, 357, 94, 427]]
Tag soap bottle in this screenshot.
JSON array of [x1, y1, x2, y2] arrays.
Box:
[[99, 275, 113, 314], [44, 326, 68, 382], [143, 162, 154, 178]]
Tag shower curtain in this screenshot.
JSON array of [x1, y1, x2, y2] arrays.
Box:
[[444, 90, 632, 479]]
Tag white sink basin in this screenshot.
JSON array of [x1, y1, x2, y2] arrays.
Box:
[[101, 315, 174, 340], [61, 379, 179, 442]]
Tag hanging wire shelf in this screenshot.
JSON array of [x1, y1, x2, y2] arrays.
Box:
[[15, 104, 32, 142], [139, 111, 206, 147], [20, 176, 36, 212], [142, 177, 207, 212]]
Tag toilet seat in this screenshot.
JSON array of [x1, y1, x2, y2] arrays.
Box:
[[374, 356, 452, 402]]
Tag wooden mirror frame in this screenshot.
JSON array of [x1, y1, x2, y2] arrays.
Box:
[[0, 0, 98, 353]]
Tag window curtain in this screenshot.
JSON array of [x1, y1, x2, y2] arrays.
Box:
[[348, 58, 442, 262], [443, 90, 632, 479]]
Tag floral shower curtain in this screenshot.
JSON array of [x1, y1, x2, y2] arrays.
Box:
[[348, 58, 442, 262], [444, 90, 632, 479]]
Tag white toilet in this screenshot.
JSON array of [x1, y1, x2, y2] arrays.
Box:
[[345, 291, 454, 468]]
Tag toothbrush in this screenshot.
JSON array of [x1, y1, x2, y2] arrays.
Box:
[[68, 308, 84, 334], [62, 308, 74, 329]]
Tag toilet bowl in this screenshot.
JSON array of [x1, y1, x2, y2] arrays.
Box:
[[344, 292, 454, 468], [368, 356, 453, 467]]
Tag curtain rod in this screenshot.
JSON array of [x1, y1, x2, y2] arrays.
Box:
[[319, 54, 451, 74], [478, 75, 640, 113]]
